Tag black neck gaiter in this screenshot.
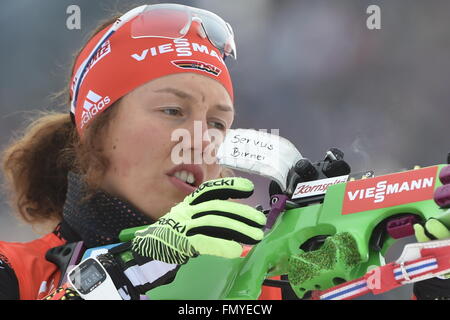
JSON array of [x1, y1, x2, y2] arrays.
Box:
[[62, 172, 155, 248]]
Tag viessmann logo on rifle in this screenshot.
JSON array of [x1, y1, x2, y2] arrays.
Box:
[[342, 166, 438, 215]]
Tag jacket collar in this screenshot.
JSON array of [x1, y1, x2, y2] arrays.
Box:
[[61, 171, 154, 248]]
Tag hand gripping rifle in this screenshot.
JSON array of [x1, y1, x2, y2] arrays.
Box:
[[81, 129, 446, 300]]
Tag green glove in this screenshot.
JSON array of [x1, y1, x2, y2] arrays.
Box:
[[414, 219, 450, 279], [131, 177, 267, 264]]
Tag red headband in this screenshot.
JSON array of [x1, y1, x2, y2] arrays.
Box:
[[70, 19, 233, 136]]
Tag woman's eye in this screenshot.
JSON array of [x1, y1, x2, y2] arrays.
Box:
[[161, 108, 182, 116], [208, 120, 226, 131]]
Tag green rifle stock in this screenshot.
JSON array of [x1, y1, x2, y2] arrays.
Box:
[[119, 164, 450, 299]]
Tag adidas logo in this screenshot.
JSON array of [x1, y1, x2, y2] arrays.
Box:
[[80, 90, 111, 128]]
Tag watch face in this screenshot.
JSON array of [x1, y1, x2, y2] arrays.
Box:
[[69, 258, 107, 295]]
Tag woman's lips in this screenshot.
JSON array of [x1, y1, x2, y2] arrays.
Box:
[[168, 175, 197, 195], [166, 164, 204, 188]]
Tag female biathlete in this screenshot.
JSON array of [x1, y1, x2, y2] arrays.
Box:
[[0, 3, 448, 300]]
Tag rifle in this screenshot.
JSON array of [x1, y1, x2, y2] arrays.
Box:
[[86, 129, 450, 300]]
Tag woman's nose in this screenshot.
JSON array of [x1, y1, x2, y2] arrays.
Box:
[[180, 119, 213, 164], [194, 119, 212, 147], [187, 117, 226, 165]]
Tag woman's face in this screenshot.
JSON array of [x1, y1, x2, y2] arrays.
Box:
[[100, 73, 234, 220]]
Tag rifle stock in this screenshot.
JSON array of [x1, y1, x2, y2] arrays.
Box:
[[120, 164, 450, 299]]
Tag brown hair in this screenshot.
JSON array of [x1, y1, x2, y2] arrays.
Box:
[[1, 11, 234, 232], [1, 15, 122, 230]]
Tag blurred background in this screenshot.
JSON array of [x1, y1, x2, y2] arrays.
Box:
[[1, 0, 450, 299]]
